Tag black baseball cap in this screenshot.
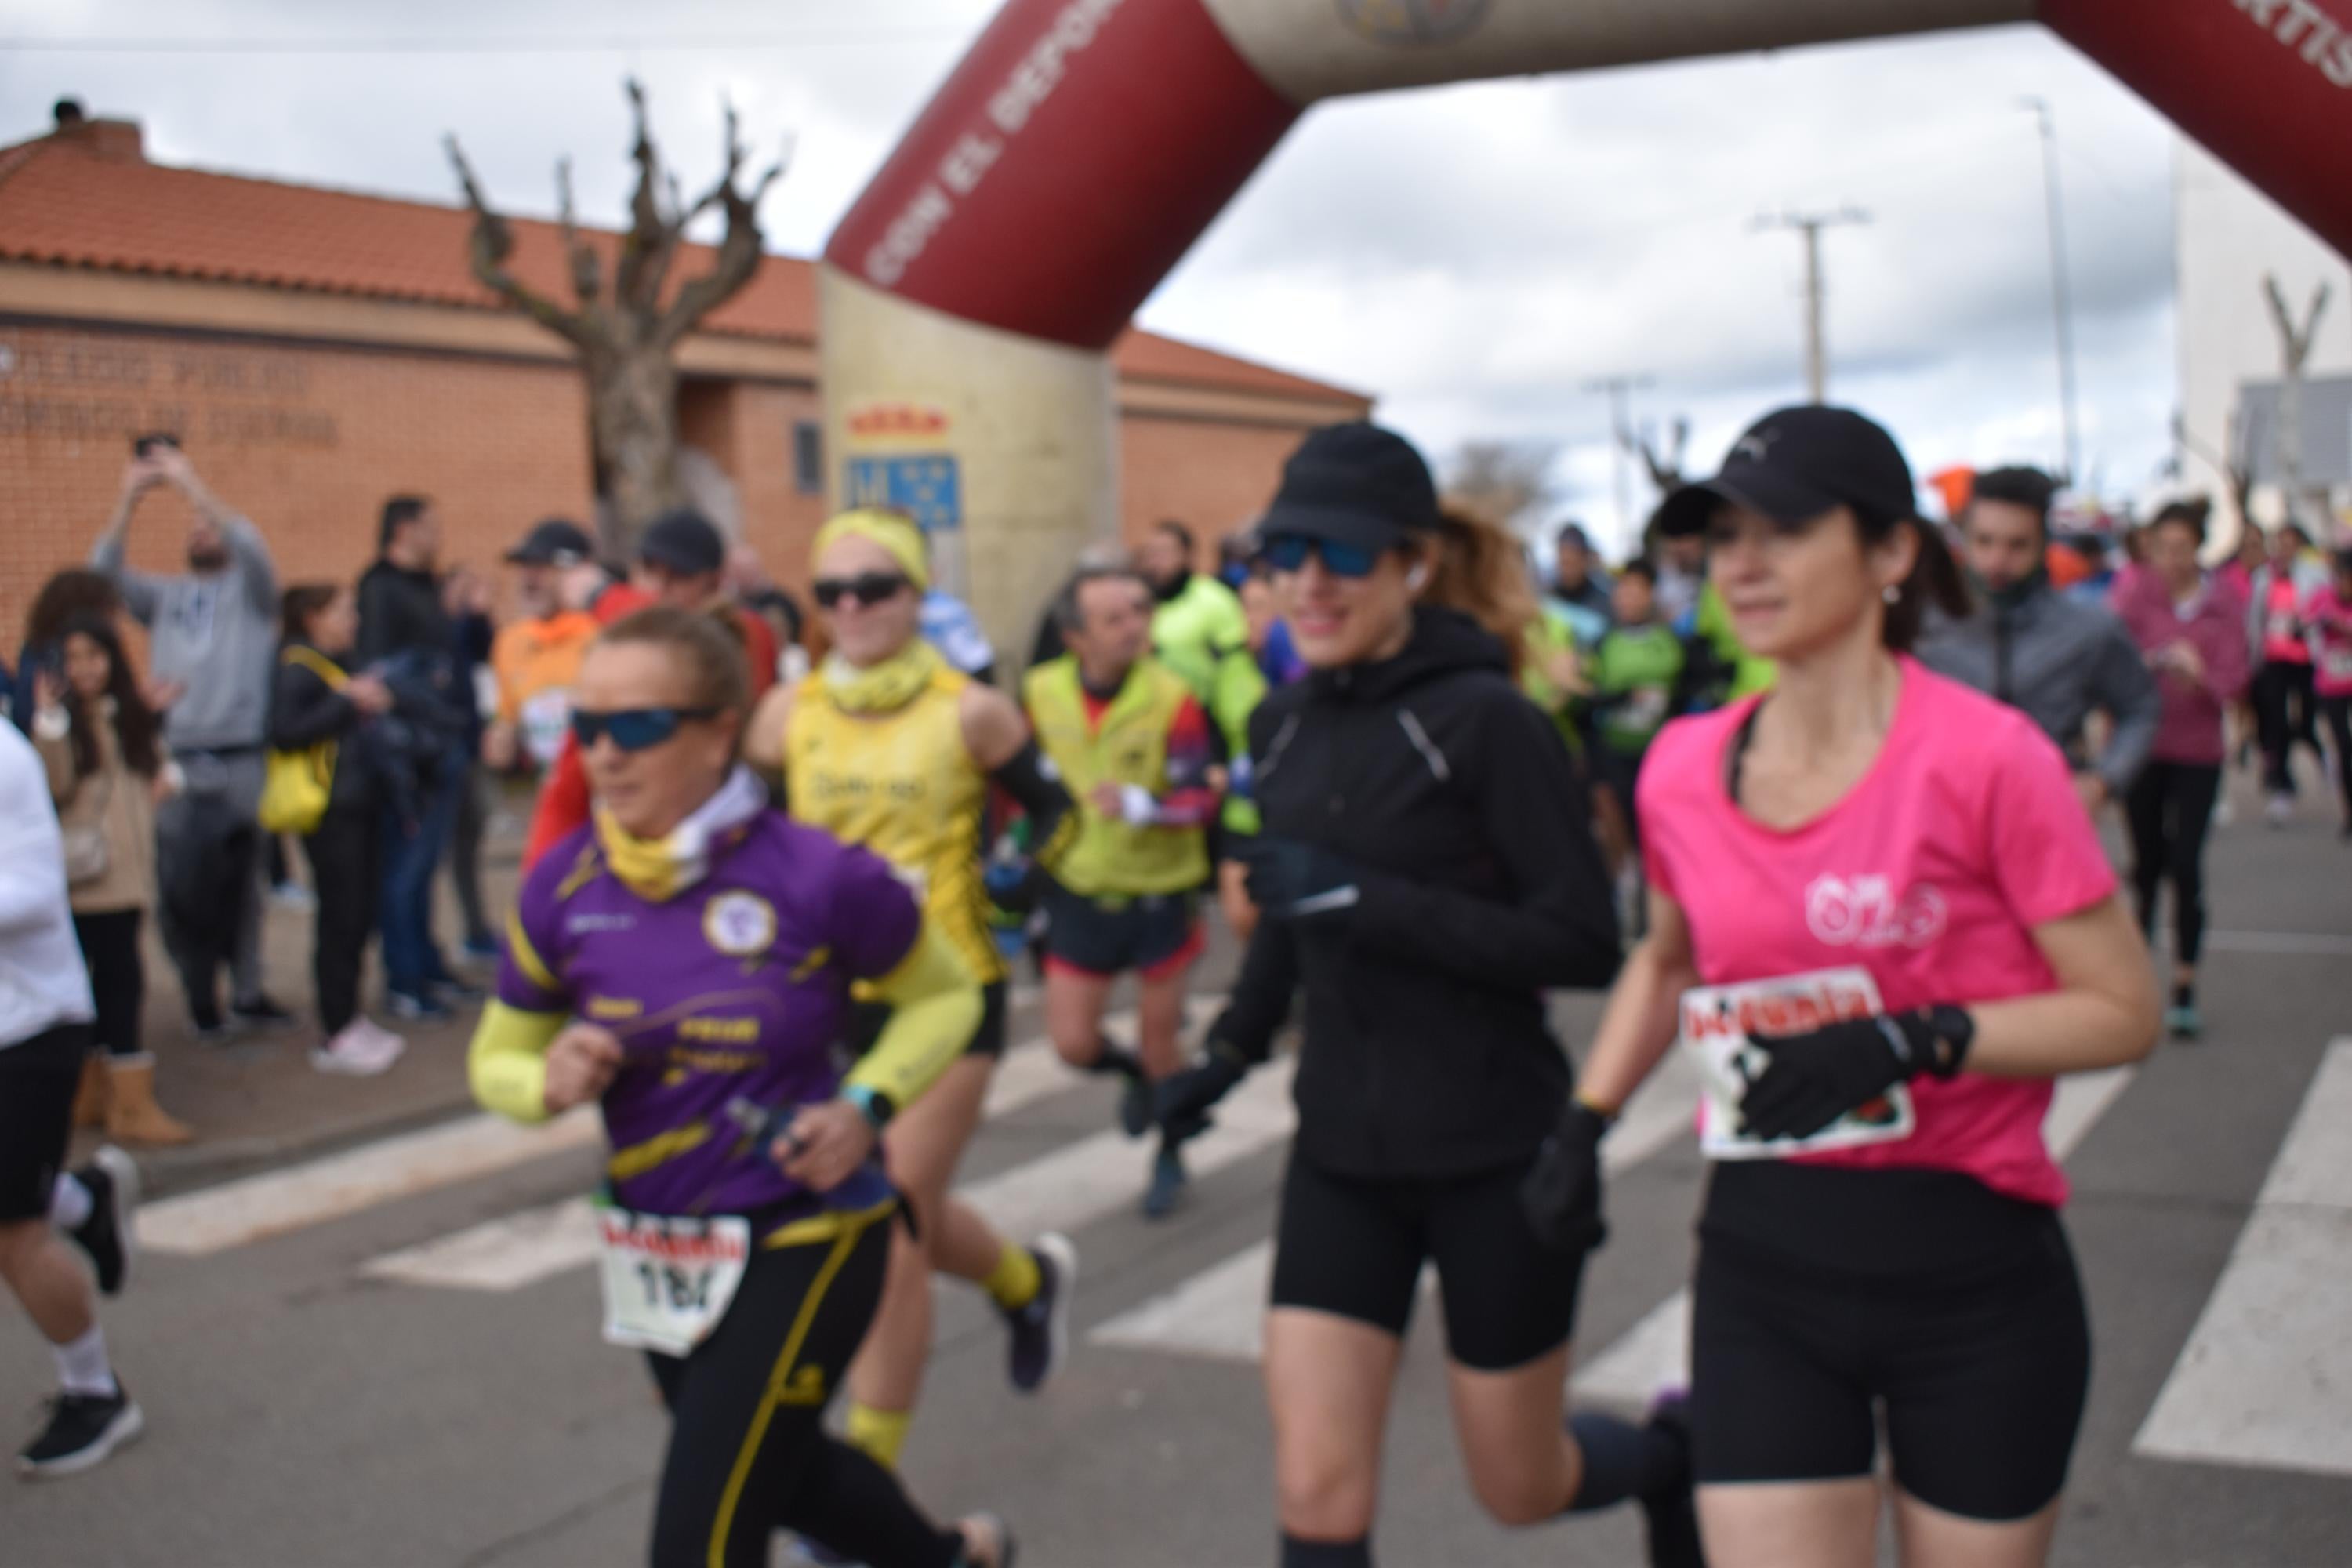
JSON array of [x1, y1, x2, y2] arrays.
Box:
[[506, 517, 593, 567], [637, 509, 726, 577], [1655, 406, 1921, 539], [1258, 423, 1442, 552]]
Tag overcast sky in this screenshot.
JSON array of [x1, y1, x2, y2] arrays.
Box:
[[5, 0, 2185, 557]]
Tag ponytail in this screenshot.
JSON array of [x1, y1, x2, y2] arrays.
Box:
[[1882, 517, 1973, 652], [1426, 503, 1541, 677]]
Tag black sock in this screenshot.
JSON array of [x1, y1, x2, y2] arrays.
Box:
[[1564, 1410, 1685, 1512], [1280, 1534, 1371, 1568], [1087, 1040, 1145, 1080], [2173, 981, 2195, 1008]]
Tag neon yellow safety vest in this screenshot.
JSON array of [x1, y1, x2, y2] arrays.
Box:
[[1022, 656, 1210, 899]]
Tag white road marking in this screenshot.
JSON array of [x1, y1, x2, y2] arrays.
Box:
[[1572, 1063, 2137, 1407], [1090, 1053, 1706, 1364], [357, 1039, 1293, 1294], [137, 1107, 602, 1256], [2135, 1040, 2352, 1477]]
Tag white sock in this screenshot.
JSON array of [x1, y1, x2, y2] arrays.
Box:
[[54, 1324, 118, 1399], [49, 1172, 93, 1232]]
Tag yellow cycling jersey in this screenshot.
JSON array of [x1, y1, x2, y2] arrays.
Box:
[[781, 662, 1004, 986]]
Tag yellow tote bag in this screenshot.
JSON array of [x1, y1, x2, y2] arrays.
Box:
[[259, 647, 347, 836]]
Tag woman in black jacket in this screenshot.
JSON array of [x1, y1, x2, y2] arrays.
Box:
[[272, 585, 405, 1076], [1184, 425, 1698, 1568]]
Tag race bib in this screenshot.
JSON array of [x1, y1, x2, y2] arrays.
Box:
[[2322, 645, 2352, 683], [1618, 686, 1669, 731], [518, 689, 574, 770], [1679, 966, 1915, 1160], [594, 1205, 753, 1356]]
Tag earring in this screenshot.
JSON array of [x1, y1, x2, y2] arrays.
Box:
[[1882, 584, 1900, 604], [1407, 567, 1429, 591]]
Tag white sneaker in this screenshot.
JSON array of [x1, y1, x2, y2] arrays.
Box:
[[2267, 793, 2295, 828], [311, 1024, 402, 1076], [355, 1018, 408, 1058]]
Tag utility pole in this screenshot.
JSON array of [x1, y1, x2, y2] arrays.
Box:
[[1583, 373, 1653, 552], [2022, 98, 2081, 485], [1752, 208, 1869, 403]]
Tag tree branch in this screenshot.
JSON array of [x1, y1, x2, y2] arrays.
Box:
[[656, 119, 789, 348], [555, 157, 602, 307], [615, 78, 670, 315], [445, 133, 590, 346]]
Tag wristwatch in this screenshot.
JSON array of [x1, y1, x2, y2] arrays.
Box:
[[843, 1083, 897, 1134]]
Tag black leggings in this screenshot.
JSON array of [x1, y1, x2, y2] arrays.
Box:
[[2252, 659, 2321, 794], [2125, 761, 2221, 967], [71, 908, 145, 1059], [647, 1214, 964, 1568], [303, 804, 380, 1036], [2321, 695, 2352, 825]]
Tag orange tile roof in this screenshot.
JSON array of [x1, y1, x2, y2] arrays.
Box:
[[0, 128, 1367, 407]]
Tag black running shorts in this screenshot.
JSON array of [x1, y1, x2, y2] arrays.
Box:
[[851, 978, 1009, 1062], [1690, 1162, 2092, 1522], [1042, 885, 1201, 982], [1269, 1148, 1588, 1372], [0, 1023, 93, 1222]]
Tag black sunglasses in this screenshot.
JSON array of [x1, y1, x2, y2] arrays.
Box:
[[571, 706, 722, 753], [813, 572, 912, 609], [1260, 534, 1381, 579]]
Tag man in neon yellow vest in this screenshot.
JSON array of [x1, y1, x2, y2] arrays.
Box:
[[1023, 564, 1220, 1220], [1138, 519, 1250, 703]]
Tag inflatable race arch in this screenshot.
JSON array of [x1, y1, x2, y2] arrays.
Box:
[[817, 0, 2352, 656]]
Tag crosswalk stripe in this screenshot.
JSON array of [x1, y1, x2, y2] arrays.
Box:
[[1088, 1049, 1707, 1364], [1571, 1063, 2136, 1406], [137, 1106, 603, 1256], [358, 1043, 1295, 1294], [2133, 1039, 2352, 1477]]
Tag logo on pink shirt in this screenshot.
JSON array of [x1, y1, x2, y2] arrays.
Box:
[[1804, 873, 1949, 949]]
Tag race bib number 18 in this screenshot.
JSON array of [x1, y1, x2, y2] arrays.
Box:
[[1679, 966, 1915, 1160], [594, 1206, 753, 1357]]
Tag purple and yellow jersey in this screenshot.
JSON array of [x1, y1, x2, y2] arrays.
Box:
[[501, 811, 919, 1223]]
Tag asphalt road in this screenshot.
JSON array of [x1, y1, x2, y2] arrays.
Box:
[[6, 779, 2350, 1567]]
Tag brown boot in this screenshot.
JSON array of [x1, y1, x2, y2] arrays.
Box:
[[71, 1051, 111, 1129], [105, 1054, 194, 1147]]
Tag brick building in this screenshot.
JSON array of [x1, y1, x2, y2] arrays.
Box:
[[0, 110, 1370, 643]]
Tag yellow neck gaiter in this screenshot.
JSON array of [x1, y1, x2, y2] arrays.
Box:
[[593, 765, 768, 902], [822, 639, 942, 716]]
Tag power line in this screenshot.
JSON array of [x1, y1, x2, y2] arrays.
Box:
[[0, 27, 965, 55]]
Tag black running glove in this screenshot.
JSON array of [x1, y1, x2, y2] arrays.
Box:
[[1243, 837, 1363, 924], [1737, 1005, 1975, 1142], [1519, 1098, 1613, 1252], [1152, 1038, 1250, 1143]]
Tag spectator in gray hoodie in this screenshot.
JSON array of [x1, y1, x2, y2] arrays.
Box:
[[1917, 466, 2159, 815], [89, 445, 291, 1039]]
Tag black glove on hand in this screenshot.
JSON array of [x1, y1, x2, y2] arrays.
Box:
[[1243, 837, 1363, 924], [1153, 1040, 1249, 1143], [1738, 1005, 1974, 1143], [1519, 1099, 1613, 1252]]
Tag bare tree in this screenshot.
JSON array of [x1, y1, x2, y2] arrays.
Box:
[[1624, 415, 1689, 494], [1445, 441, 1560, 532], [447, 81, 790, 550]]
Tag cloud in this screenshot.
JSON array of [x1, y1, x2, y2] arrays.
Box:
[[5, 5, 2186, 558]]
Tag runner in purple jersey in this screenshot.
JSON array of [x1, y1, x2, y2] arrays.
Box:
[[468, 607, 1012, 1567]]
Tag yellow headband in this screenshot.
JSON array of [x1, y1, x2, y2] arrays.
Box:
[[812, 509, 929, 591]]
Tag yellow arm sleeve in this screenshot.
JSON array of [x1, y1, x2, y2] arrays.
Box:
[[845, 924, 984, 1112], [468, 1000, 567, 1124]]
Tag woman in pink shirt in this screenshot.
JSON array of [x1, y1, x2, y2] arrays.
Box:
[[2114, 503, 2253, 1036], [2307, 546, 2352, 837], [1532, 407, 2159, 1568], [2250, 522, 2327, 822]]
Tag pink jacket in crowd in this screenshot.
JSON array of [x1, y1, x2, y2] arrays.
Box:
[[2114, 572, 2252, 765]]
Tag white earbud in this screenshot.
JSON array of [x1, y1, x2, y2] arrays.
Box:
[[1406, 565, 1430, 592]]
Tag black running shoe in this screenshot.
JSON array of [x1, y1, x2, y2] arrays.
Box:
[[1141, 1145, 1188, 1221], [66, 1147, 138, 1297], [189, 998, 237, 1044], [17, 1387, 143, 1479], [1002, 1233, 1078, 1393], [230, 994, 297, 1031], [1639, 1392, 1706, 1568]]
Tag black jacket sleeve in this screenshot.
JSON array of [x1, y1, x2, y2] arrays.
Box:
[[1209, 915, 1299, 1064], [354, 572, 400, 668], [270, 655, 358, 750], [1348, 690, 1622, 991]]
